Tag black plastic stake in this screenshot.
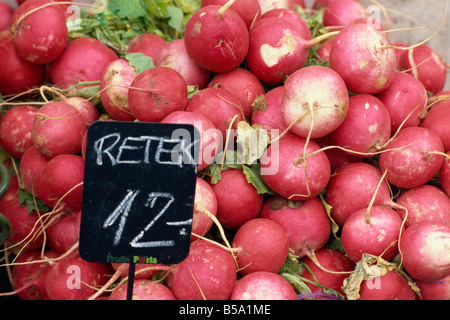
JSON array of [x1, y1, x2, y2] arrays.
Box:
[[126, 262, 136, 300]]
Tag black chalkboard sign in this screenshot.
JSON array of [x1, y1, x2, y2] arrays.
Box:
[[79, 121, 200, 265]]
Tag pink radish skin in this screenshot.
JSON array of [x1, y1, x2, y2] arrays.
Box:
[[128, 66, 188, 122], [64, 97, 100, 130], [416, 274, 450, 300], [246, 17, 310, 84], [45, 253, 112, 300], [208, 168, 263, 229], [329, 23, 397, 94], [155, 38, 211, 89], [0, 30, 45, 95], [232, 218, 289, 276], [111, 263, 164, 280], [399, 221, 450, 281], [441, 152, 450, 197], [399, 44, 447, 94], [11, 0, 68, 65], [161, 111, 221, 172], [358, 269, 416, 300], [100, 58, 137, 121], [126, 33, 167, 61], [34, 154, 84, 210], [201, 0, 262, 30], [207, 68, 265, 120], [260, 135, 331, 201], [325, 162, 393, 227], [299, 248, 355, 296], [314, 134, 363, 172], [190, 177, 218, 241], [376, 72, 427, 133], [46, 211, 79, 254], [315, 38, 334, 62], [281, 65, 349, 139], [0, 2, 13, 31], [330, 94, 391, 156], [260, 195, 331, 258], [258, 0, 305, 14], [0, 181, 45, 251], [396, 185, 450, 228], [50, 37, 118, 91], [322, 0, 365, 27], [108, 280, 176, 300], [0, 105, 38, 158], [32, 101, 86, 159], [184, 4, 249, 73], [420, 100, 450, 152], [379, 127, 444, 189], [341, 206, 404, 263], [166, 240, 237, 300], [12, 250, 60, 300], [230, 271, 297, 300], [19, 145, 49, 193], [185, 87, 245, 142], [263, 8, 311, 41]]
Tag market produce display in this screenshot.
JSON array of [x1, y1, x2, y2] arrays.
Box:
[[0, 0, 449, 301]]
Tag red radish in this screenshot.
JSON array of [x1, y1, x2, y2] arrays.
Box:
[[155, 38, 211, 89], [341, 206, 404, 263], [399, 221, 450, 281], [11, 0, 68, 65], [128, 66, 188, 122], [0, 2, 13, 31], [260, 195, 331, 258], [50, 37, 118, 91], [19, 145, 48, 194], [399, 44, 447, 94], [314, 38, 334, 62], [379, 127, 444, 189], [0, 29, 45, 95], [441, 152, 450, 197], [64, 96, 100, 130], [0, 105, 38, 159], [314, 134, 363, 172], [330, 94, 391, 156], [230, 271, 297, 300], [208, 168, 263, 229], [12, 249, 60, 300], [420, 100, 450, 152], [329, 23, 397, 94], [46, 211, 79, 254], [201, 0, 262, 30], [126, 33, 167, 61], [183, 2, 249, 73], [260, 135, 331, 201], [45, 252, 112, 300], [263, 8, 311, 41], [190, 177, 218, 241], [358, 269, 416, 300], [185, 87, 245, 142], [416, 274, 450, 300], [246, 17, 309, 84], [299, 248, 355, 296], [322, 0, 365, 27], [391, 42, 409, 66], [376, 72, 428, 133], [165, 240, 237, 300], [110, 263, 162, 280], [207, 68, 265, 120], [0, 182, 44, 251], [396, 185, 450, 228], [32, 101, 86, 159], [312, 0, 360, 9], [34, 154, 84, 210], [108, 280, 176, 300], [99, 58, 137, 121], [251, 86, 294, 139], [325, 162, 393, 227], [257, 0, 303, 14], [161, 111, 221, 172], [281, 66, 349, 139], [232, 218, 289, 276]]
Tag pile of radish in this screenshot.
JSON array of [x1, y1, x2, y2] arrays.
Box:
[[0, 0, 449, 301]]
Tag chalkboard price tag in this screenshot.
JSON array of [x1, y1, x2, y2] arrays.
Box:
[[79, 121, 200, 265]]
